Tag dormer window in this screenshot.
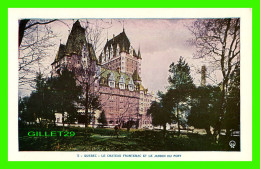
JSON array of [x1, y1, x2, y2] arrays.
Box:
[[119, 83, 125, 89], [109, 81, 115, 88], [128, 77, 134, 91], [128, 84, 134, 91], [118, 74, 125, 89], [108, 72, 115, 88]]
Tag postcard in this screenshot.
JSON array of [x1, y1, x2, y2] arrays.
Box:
[[8, 8, 252, 161]]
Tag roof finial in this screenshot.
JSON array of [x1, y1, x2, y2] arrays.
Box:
[[60, 39, 61, 45], [107, 29, 108, 42], [138, 44, 141, 59], [123, 20, 125, 32]]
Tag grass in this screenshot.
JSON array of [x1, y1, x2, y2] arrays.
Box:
[[19, 125, 240, 151]]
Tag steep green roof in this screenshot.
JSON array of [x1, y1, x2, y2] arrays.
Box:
[[100, 68, 133, 86], [65, 20, 86, 56], [104, 30, 130, 54], [53, 20, 97, 63], [52, 44, 66, 64]]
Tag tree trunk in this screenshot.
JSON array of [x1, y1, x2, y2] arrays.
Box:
[[127, 121, 130, 132], [84, 82, 91, 138], [226, 127, 231, 138], [205, 125, 212, 136], [52, 110, 56, 127], [62, 111, 65, 130], [163, 123, 166, 138], [85, 83, 89, 130], [19, 19, 30, 46], [54, 118, 56, 127], [176, 103, 181, 136], [215, 84, 226, 142]]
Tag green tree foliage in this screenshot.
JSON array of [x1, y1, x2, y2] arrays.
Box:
[[34, 73, 53, 124], [98, 110, 107, 126], [148, 90, 174, 133], [167, 56, 195, 135], [51, 68, 82, 127], [19, 96, 35, 125], [64, 104, 78, 126], [19, 73, 55, 126], [147, 99, 173, 132], [188, 86, 221, 135], [168, 57, 194, 90], [19, 69, 82, 128]]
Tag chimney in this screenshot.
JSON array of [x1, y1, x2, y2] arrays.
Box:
[[201, 65, 206, 86]]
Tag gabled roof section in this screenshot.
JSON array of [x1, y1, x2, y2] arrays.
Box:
[[104, 30, 130, 53]]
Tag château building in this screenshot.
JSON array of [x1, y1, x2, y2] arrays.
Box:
[[51, 20, 153, 129]]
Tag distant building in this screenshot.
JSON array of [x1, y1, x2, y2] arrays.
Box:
[[51, 20, 153, 129], [139, 88, 153, 129]]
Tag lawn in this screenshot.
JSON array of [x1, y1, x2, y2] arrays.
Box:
[[19, 126, 240, 151]]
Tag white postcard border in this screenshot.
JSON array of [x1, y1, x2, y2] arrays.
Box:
[[8, 8, 252, 161]]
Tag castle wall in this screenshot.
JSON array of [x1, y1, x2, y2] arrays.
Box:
[[51, 21, 152, 129], [98, 85, 140, 128]]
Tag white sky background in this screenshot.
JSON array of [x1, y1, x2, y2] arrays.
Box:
[[20, 19, 222, 97]]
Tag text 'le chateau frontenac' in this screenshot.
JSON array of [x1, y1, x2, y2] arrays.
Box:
[[51, 20, 155, 129]]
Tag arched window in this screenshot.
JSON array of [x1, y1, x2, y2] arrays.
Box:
[[110, 46, 113, 58], [116, 44, 120, 56]]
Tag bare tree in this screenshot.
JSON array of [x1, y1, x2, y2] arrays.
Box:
[[19, 19, 58, 88], [188, 18, 240, 135], [68, 19, 112, 130], [19, 19, 57, 46]]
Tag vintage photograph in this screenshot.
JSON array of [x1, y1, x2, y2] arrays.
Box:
[[18, 18, 240, 151]]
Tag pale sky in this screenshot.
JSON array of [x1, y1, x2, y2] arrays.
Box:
[[19, 19, 222, 96]]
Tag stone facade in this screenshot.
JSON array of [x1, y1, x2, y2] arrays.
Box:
[[139, 89, 153, 129]]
